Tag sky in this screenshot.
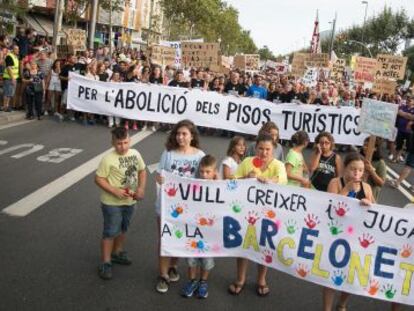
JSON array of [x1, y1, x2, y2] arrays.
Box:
[[225, 0, 414, 55]]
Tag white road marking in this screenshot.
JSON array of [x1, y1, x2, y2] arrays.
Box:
[[386, 166, 413, 201], [0, 143, 44, 159], [2, 130, 154, 217], [147, 162, 159, 174], [0, 120, 34, 131]]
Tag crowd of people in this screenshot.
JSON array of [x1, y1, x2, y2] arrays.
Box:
[[1, 28, 413, 310]]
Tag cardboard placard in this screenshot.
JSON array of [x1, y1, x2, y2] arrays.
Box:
[[56, 45, 75, 59], [331, 58, 346, 81], [149, 45, 176, 67], [291, 53, 329, 77], [66, 29, 86, 51], [375, 54, 407, 80], [354, 56, 377, 83], [181, 42, 221, 70], [372, 79, 397, 95]]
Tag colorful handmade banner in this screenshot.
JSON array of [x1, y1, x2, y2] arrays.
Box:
[[161, 171, 414, 306], [68, 73, 368, 145]]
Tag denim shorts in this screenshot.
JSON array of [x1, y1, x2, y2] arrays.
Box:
[[186, 257, 215, 271], [406, 153, 414, 169], [3, 79, 16, 97], [101, 203, 135, 239]]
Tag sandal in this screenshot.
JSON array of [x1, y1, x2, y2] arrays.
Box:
[[256, 284, 270, 297], [388, 179, 399, 189], [228, 282, 244, 295], [336, 305, 347, 311]]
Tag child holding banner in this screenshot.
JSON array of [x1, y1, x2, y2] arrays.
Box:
[[246, 121, 285, 162], [324, 152, 379, 311], [309, 132, 342, 192], [285, 131, 311, 188], [228, 133, 287, 297], [155, 120, 205, 294], [220, 136, 246, 179], [181, 155, 218, 299]]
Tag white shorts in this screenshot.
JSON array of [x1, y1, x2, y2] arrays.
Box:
[[48, 81, 61, 92]]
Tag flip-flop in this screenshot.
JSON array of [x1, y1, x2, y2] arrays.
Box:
[[228, 282, 244, 295], [256, 284, 270, 297]]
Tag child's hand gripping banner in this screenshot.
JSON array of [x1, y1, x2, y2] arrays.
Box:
[[160, 171, 414, 306]]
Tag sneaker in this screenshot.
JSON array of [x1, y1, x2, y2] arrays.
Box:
[[181, 280, 199, 298], [44, 111, 49, 116], [132, 123, 138, 131], [150, 126, 156, 132], [168, 267, 180, 282], [98, 262, 113, 280], [197, 280, 209, 299], [388, 154, 394, 161], [399, 155, 405, 163], [70, 117, 76, 121], [156, 276, 170, 294], [142, 125, 147, 131], [111, 251, 132, 265]]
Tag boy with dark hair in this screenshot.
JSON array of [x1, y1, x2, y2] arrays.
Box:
[[181, 154, 217, 299], [95, 127, 147, 280]]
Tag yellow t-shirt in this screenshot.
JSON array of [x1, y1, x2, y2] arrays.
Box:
[[235, 156, 288, 185], [96, 149, 146, 206]]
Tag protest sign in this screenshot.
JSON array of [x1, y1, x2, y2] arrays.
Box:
[[354, 57, 377, 83], [291, 53, 329, 77], [161, 171, 414, 306], [149, 45, 176, 67], [372, 79, 398, 96], [264, 60, 288, 74], [56, 45, 75, 59], [160, 39, 204, 68], [358, 98, 398, 141], [375, 54, 407, 80], [181, 42, 221, 71], [234, 54, 260, 71], [331, 58, 346, 81], [66, 28, 86, 51], [302, 67, 318, 87], [68, 73, 368, 145]]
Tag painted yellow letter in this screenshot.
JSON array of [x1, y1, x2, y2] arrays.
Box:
[[400, 262, 414, 296], [242, 225, 259, 251], [347, 252, 371, 287], [277, 237, 295, 266], [311, 244, 329, 279]]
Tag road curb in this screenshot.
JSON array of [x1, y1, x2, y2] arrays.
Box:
[[0, 111, 26, 126]]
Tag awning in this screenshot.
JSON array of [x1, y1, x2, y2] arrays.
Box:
[[24, 15, 47, 36], [33, 15, 69, 38]]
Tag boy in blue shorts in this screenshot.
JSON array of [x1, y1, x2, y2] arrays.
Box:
[[181, 155, 217, 298], [95, 127, 147, 280]]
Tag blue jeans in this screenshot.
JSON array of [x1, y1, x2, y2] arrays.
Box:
[[101, 203, 135, 239]]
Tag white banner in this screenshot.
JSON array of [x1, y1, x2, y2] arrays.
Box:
[[68, 73, 368, 145], [161, 171, 414, 306]]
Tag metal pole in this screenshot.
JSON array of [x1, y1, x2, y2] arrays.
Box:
[[109, 0, 112, 54], [52, 0, 64, 51], [361, 1, 368, 53], [88, 0, 98, 50], [329, 12, 337, 59], [148, 0, 154, 45]]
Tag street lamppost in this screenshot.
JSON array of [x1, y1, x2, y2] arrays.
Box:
[[361, 1, 368, 44], [345, 39, 373, 58]]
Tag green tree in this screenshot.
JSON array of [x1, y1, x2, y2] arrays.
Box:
[[258, 45, 275, 61], [403, 45, 414, 81], [160, 0, 257, 54], [0, 0, 30, 34]]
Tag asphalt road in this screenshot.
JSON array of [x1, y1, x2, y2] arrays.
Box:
[[0, 118, 413, 311]]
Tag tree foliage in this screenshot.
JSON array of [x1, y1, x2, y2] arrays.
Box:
[[160, 0, 257, 54]]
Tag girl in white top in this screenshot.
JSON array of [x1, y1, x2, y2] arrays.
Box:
[[220, 136, 246, 179], [45, 60, 62, 118]]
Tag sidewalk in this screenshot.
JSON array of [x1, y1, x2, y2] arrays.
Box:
[[0, 111, 26, 127]]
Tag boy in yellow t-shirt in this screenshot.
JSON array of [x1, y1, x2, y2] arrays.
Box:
[[95, 127, 147, 280]]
